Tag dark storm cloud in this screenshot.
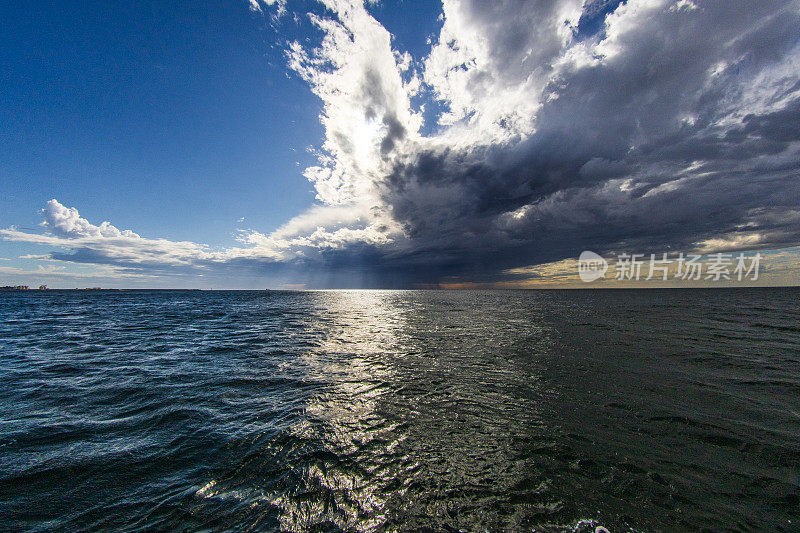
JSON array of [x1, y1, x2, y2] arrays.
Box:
[[364, 0, 800, 282]]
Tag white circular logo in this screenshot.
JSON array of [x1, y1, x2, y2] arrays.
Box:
[[578, 251, 608, 282]]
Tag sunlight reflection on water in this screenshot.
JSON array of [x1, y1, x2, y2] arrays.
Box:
[[280, 291, 406, 530]]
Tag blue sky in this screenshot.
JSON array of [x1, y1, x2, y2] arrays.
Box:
[[4, 1, 322, 242], [2, 0, 799, 288], [0, 1, 443, 238]]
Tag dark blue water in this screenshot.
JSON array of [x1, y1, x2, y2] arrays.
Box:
[[1, 289, 798, 531]]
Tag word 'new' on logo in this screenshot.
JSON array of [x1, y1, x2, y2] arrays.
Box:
[[578, 251, 608, 282]]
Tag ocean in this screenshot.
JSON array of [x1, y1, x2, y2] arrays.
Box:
[[1, 289, 798, 531]]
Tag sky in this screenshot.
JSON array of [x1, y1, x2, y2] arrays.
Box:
[[1, 0, 799, 289]]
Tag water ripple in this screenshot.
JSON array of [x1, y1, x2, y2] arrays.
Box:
[[1, 288, 799, 531]]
